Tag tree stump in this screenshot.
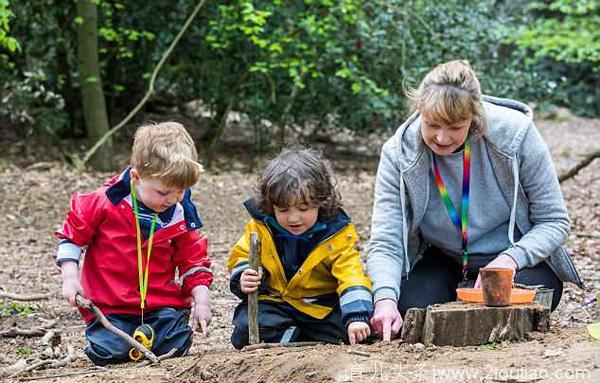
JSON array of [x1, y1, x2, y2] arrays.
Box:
[[400, 301, 550, 346]]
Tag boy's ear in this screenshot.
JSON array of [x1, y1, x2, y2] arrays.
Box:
[[130, 168, 140, 182]]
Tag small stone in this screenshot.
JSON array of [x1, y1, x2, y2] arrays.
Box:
[[414, 342, 425, 351], [543, 349, 563, 358], [40, 347, 54, 359], [200, 370, 214, 380]]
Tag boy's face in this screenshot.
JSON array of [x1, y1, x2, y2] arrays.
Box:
[[130, 169, 185, 213], [273, 196, 319, 236]]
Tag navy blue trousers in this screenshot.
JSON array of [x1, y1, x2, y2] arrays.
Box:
[[397, 247, 563, 316], [84, 308, 192, 365], [231, 300, 347, 350]]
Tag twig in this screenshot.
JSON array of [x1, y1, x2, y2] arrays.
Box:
[[19, 367, 109, 381], [243, 341, 322, 351], [0, 291, 52, 301], [0, 319, 57, 338], [248, 232, 260, 345], [572, 231, 600, 239], [558, 149, 600, 183], [11, 346, 76, 378], [347, 349, 371, 357], [75, 294, 160, 364], [78, 0, 208, 169], [136, 348, 178, 368], [173, 350, 206, 378]]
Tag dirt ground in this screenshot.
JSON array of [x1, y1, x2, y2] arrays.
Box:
[[0, 115, 599, 382]]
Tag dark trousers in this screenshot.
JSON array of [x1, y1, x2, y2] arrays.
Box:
[[397, 247, 563, 316], [84, 308, 192, 365], [231, 300, 347, 350]]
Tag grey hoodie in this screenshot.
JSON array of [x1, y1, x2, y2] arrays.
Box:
[[367, 96, 583, 304]]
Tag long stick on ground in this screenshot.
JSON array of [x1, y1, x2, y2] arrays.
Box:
[[0, 291, 52, 301], [558, 149, 600, 183], [248, 232, 261, 345], [75, 294, 160, 364]]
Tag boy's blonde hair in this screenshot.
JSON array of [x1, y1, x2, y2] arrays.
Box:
[[408, 60, 486, 137], [130, 122, 202, 189]]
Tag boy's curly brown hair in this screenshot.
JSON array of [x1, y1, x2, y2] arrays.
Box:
[[256, 148, 342, 222]]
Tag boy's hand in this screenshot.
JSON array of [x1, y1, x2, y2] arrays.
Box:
[[191, 285, 212, 337], [347, 321, 371, 345], [240, 268, 263, 294], [60, 262, 82, 307]]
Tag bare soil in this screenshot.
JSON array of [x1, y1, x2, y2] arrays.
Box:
[[0, 115, 599, 382]]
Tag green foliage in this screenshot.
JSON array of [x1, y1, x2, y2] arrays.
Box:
[[506, 0, 600, 115], [0, 0, 20, 66], [16, 346, 31, 356], [0, 301, 35, 318]]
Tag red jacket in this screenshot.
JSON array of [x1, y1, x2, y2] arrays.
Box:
[[56, 172, 212, 323]]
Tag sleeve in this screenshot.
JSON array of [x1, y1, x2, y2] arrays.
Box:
[[55, 191, 107, 247], [55, 239, 82, 266], [366, 143, 407, 304], [330, 225, 374, 328], [173, 230, 213, 297], [501, 122, 571, 269]]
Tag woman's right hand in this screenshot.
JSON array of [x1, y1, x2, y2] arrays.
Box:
[[370, 299, 403, 341], [240, 268, 263, 294]]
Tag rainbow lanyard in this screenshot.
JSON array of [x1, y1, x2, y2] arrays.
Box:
[[431, 137, 471, 281], [130, 181, 157, 323]]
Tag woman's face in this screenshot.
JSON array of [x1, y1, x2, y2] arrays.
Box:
[[420, 113, 472, 156]]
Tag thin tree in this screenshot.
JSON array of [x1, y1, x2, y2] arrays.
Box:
[[76, 0, 112, 171]]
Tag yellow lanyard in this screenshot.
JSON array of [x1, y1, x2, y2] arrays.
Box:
[[130, 181, 157, 322]]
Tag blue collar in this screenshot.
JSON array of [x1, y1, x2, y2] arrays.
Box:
[[105, 167, 203, 230], [263, 215, 328, 241]]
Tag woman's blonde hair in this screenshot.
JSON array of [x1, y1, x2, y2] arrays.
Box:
[[130, 122, 202, 189], [407, 60, 486, 137]]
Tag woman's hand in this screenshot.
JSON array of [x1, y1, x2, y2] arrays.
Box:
[[474, 253, 518, 288], [240, 268, 263, 294], [370, 299, 403, 341], [347, 321, 371, 345]]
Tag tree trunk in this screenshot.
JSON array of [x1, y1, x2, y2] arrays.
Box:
[[76, 0, 113, 171]]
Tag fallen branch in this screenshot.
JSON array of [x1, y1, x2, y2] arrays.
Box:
[[19, 367, 109, 382], [559, 150, 600, 183], [11, 346, 75, 378], [572, 231, 600, 239], [0, 319, 57, 338], [347, 349, 371, 357], [75, 294, 160, 364], [243, 341, 322, 351], [136, 348, 178, 368], [0, 291, 52, 301]]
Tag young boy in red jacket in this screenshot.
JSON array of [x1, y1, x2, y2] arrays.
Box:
[[56, 122, 212, 365]]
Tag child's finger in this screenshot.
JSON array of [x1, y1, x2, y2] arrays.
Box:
[[199, 320, 208, 337], [349, 331, 357, 345]]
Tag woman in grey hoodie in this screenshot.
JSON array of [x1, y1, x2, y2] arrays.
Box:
[[367, 60, 582, 341]]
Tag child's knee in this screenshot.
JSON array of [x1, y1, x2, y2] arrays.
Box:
[[84, 339, 130, 365]]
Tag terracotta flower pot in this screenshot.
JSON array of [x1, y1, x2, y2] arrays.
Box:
[[480, 268, 513, 307]]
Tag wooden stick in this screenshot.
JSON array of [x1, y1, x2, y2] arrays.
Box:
[[243, 341, 321, 351], [558, 149, 600, 183], [248, 232, 261, 345], [347, 349, 371, 357], [19, 367, 109, 381], [75, 294, 160, 364], [0, 319, 57, 338], [136, 348, 178, 368], [11, 346, 76, 377], [0, 291, 52, 301], [572, 231, 600, 239]]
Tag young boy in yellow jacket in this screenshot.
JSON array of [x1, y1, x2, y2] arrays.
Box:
[[228, 148, 373, 349]]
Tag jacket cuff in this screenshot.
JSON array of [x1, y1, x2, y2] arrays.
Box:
[[344, 313, 370, 329], [181, 270, 213, 297], [373, 287, 398, 304], [501, 247, 528, 269]]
